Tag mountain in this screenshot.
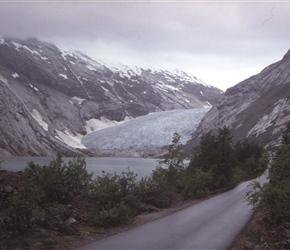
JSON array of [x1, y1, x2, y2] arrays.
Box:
[[188, 49, 290, 149], [0, 36, 223, 156], [82, 108, 209, 156]]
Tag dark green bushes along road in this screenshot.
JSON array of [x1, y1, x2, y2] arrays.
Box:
[[246, 122, 290, 226], [0, 128, 268, 245]]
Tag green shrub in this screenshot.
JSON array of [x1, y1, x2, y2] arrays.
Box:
[[182, 168, 213, 199], [24, 154, 92, 204], [88, 203, 132, 228], [246, 131, 290, 226], [87, 170, 140, 227], [4, 178, 43, 235], [144, 167, 175, 208]]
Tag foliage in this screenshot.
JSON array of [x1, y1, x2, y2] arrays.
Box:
[[188, 130, 217, 173], [235, 140, 268, 180], [24, 153, 93, 204], [182, 168, 213, 199], [189, 128, 267, 191], [1, 127, 270, 243], [4, 177, 43, 235], [87, 170, 140, 227], [246, 122, 290, 226], [136, 132, 186, 208], [158, 132, 185, 187], [2, 154, 93, 235], [88, 203, 132, 228], [188, 127, 235, 190], [141, 167, 176, 208]]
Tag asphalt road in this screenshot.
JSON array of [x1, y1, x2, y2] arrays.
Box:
[[78, 172, 268, 250]]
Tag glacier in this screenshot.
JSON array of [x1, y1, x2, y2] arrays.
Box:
[[82, 108, 210, 150]]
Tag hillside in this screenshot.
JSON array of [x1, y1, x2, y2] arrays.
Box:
[[0, 36, 222, 156], [188, 49, 290, 149]]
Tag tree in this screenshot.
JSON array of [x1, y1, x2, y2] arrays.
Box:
[[23, 153, 92, 204], [246, 124, 290, 225], [158, 132, 185, 186], [213, 127, 236, 188], [188, 130, 217, 173], [234, 139, 267, 180]]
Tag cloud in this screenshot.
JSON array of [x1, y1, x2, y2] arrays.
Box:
[[0, 2, 290, 90]]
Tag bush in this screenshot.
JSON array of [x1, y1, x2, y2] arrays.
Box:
[[88, 203, 132, 228], [140, 167, 176, 208], [87, 170, 140, 227], [235, 140, 268, 181], [182, 168, 213, 199], [188, 128, 236, 191], [24, 154, 93, 204], [2, 154, 93, 236], [139, 132, 185, 207], [246, 128, 290, 226], [4, 177, 43, 235]]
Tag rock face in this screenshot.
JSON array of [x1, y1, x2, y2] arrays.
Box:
[[0, 36, 223, 156], [189, 49, 290, 149]]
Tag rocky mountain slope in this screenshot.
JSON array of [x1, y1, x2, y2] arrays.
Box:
[[0, 36, 223, 156], [189, 49, 290, 149]]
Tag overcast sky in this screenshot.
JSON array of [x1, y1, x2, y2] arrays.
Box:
[[0, 1, 290, 91]]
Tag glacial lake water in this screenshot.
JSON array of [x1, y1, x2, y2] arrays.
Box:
[[0, 157, 159, 179]]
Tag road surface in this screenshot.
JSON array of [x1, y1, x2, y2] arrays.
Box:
[[77, 171, 268, 250]]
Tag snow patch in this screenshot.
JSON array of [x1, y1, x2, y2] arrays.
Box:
[[173, 69, 210, 87], [60, 49, 75, 60], [156, 81, 179, 92], [55, 128, 86, 149], [12, 73, 19, 78], [0, 36, 5, 45], [86, 65, 96, 71], [101, 86, 109, 92], [29, 84, 39, 91], [59, 73, 68, 79], [11, 41, 48, 60], [31, 109, 48, 131], [11, 41, 22, 51], [40, 56, 49, 60], [203, 101, 212, 108], [72, 96, 86, 104], [119, 71, 130, 78]]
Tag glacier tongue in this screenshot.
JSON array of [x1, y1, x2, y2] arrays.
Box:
[[82, 108, 210, 150]]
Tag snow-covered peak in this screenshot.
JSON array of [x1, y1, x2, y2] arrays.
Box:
[[0, 36, 5, 45], [172, 69, 210, 87], [59, 48, 76, 61]]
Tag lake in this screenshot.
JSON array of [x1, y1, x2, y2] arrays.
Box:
[[0, 157, 159, 179]]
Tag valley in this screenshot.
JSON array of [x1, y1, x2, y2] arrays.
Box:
[[0, 36, 222, 157]]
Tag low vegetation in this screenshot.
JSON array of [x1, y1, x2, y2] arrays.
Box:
[[232, 122, 290, 249], [0, 128, 269, 249]]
